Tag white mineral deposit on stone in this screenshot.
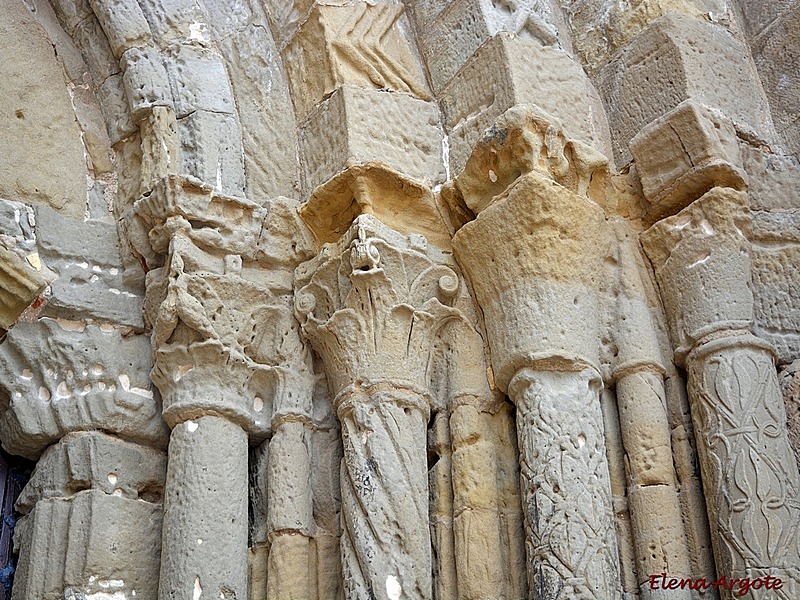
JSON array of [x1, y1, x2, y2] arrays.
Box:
[[175, 365, 193, 381], [385, 575, 402, 600], [107, 473, 118, 485], [119, 374, 130, 391], [193, 577, 202, 600], [56, 381, 70, 398], [197, 538, 203, 545], [186, 420, 199, 433], [253, 396, 264, 411]]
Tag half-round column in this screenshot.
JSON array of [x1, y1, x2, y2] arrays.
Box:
[[642, 187, 800, 599], [453, 170, 622, 599], [159, 416, 248, 599], [295, 213, 463, 600]]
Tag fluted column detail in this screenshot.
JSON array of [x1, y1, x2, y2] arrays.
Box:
[[295, 214, 463, 600], [642, 187, 800, 599]]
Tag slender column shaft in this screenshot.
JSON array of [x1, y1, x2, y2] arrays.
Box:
[[267, 420, 314, 600], [159, 415, 248, 600], [616, 371, 692, 599], [508, 367, 620, 599], [337, 384, 431, 600], [686, 335, 800, 598], [450, 403, 505, 599]]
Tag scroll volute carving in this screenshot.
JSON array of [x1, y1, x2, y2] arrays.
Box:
[[294, 214, 462, 399], [134, 176, 314, 436]]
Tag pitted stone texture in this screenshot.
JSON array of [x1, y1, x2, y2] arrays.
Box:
[[97, 73, 138, 145], [159, 416, 248, 600], [282, 2, 431, 121], [600, 14, 774, 166], [88, 0, 152, 58], [750, 211, 800, 364], [780, 361, 800, 471], [749, 8, 800, 156], [0, 200, 51, 331], [137, 0, 208, 47], [742, 146, 800, 211], [121, 46, 174, 121], [416, 0, 572, 93], [561, 0, 732, 72], [299, 164, 453, 251], [34, 206, 144, 329], [737, 0, 796, 38], [165, 45, 235, 118], [12, 490, 162, 600], [641, 187, 754, 359], [0, 0, 87, 218], [299, 85, 445, 195], [16, 432, 167, 514], [177, 109, 246, 196], [0, 319, 167, 459], [630, 100, 747, 220], [448, 105, 609, 222], [204, 1, 299, 198], [452, 172, 607, 388], [440, 33, 613, 175]]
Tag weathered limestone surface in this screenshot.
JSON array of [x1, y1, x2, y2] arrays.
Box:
[[0, 0, 87, 219], [283, 2, 431, 120], [440, 34, 614, 174], [600, 13, 774, 165], [13, 490, 162, 600], [747, 7, 800, 155], [159, 416, 249, 600], [451, 109, 622, 599], [3, 0, 800, 599], [642, 188, 800, 598], [295, 214, 463, 600], [0, 319, 167, 459], [300, 85, 446, 195]]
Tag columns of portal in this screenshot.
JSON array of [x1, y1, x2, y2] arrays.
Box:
[[294, 213, 466, 600], [134, 175, 314, 600], [642, 186, 800, 599]]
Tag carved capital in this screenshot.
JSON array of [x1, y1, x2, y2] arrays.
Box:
[[641, 187, 754, 360], [295, 214, 462, 404], [453, 171, 607, 389], [134, 176, 314, 434]]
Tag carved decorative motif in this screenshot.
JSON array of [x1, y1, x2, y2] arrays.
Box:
[[295, 214, 463, 600], [509, 368, 621, 599], [688, 337, 800, 597]]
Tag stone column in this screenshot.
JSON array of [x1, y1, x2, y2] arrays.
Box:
[[452, 169, 622, 599], [611, 226, 693, 598], [642, 187, 800, 599], [295, 214, 464, 600], [135, 176, 297, 600]]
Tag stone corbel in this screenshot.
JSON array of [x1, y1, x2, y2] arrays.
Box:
[[642, 187, 800, 598], [449, 106, 623, 598]]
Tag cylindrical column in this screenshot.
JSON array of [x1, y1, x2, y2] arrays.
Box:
[[453, 163, 623, 598], [687, 335, 800, 596], [642, 187, 800, 599], [267, 420, 314, 600], [159, 415, 248, 600], [616, 370, 692, 599], [509, 367, 620, 598], [337, 384, 431, 600]]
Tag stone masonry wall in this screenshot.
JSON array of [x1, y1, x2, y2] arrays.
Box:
[[0, 0, 798, 599]]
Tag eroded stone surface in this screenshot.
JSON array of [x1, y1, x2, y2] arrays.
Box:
[[0, 319, 167, 459], [0, 0, 87, 218]]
